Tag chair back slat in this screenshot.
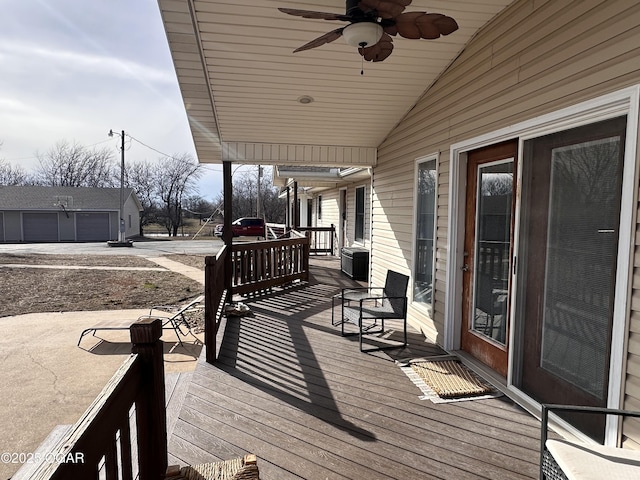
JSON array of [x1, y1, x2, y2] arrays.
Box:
[[383, 271, 409, 314]]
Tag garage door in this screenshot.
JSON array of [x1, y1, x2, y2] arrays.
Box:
[[76, 212, 110, 241], [0, 213, 4, 242], [23, 213, 59, 242]]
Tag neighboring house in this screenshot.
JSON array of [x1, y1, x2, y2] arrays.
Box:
[[159, 0, 640, 448], [274, 166, 371, 250], [0, 186, 142, 242]]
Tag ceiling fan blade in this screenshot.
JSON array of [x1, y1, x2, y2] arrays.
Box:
[[358, 0, 412, 19], [393, 11, 459, 39], [293, 28, 345, 53], [278, 8, 350, 21], [359, 33, 394, 62]]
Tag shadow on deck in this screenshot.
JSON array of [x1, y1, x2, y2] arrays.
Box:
[[168, 257, 540, 479]]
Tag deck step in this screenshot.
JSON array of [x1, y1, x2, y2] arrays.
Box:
[[11, 424, 72, 480]]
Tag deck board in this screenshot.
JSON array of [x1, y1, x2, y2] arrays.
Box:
[[169, 257, 541, 479]]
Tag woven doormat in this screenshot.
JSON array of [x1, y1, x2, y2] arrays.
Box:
[[178, 454, 259, 480], [399, 356, 502, 403]]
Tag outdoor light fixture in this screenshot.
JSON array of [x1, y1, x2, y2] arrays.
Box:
[[342, 22, 383, 48]]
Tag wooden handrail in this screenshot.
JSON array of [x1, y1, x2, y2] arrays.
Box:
[[204, 238, 310, 365], [204, 245, 228, 364], [294, 225, 336, 255], [230, 236, 310, 295], [28, 319, 167, 480]]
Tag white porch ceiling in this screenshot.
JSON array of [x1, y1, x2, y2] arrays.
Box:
[[158, 0, 514, 166]]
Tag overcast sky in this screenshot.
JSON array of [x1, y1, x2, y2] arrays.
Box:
[[1, 0, 224, 200]]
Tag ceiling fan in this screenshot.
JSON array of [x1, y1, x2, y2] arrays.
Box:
[[278, 0, 459, 62]]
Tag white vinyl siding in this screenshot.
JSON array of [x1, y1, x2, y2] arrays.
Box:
[[370, 0, 640, 446], [315, 190, 339, 230]]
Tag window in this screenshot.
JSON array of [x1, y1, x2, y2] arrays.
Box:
[[355, 186, 365, 242], [317, 195, 322, 220], [413, 158, 437, 309]]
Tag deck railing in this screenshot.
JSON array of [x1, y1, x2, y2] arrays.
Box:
[[296, 225, 336, 255], [27, 319, 167, 480], [231, 236, 310, 294], [265, 223, 287, 240], [204, 245, 229, 364], [204, 237, 310, 364]]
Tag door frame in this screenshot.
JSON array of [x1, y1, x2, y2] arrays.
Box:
[[461, 145, 517, 378], [444, 86, 640, 445], [338, 187, 347, 250]]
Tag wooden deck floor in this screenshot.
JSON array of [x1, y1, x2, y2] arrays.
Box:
[[168, 257, 541, 479]]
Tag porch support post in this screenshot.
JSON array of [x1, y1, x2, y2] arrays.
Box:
[[293, 181, 298, 229], [286, 186, 291, 232], [223, 161, 233, 293]]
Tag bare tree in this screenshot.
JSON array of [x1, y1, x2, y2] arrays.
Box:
[[259, 182, 286, 223], [481, 172, 513, 196], [154, 153, 202, 236], [34, 140, 116, 187], [0, 159, 29, 185], [232, 171, 257, 218], [183, 195, 217, 220], [225, 167, 285, 223], [125, 159, 160, 235]]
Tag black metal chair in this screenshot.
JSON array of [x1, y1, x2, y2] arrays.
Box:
[[540, 404, 640, 479], [339, 270, 409, 352]]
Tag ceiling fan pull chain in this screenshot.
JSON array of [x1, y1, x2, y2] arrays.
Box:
[[360, 42, 365, 75]]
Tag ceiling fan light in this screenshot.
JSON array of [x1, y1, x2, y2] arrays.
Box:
[[342, 22, 383, 48]]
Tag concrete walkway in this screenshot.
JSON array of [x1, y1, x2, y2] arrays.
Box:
[[0, 264, 166, 272], [0, 247, 207, 479], [145, 256, 205, 285]]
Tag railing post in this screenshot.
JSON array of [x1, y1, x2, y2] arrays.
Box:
[[303, 236, 310, 282], [330, 224, 335, 256], [130, 318, 167, 480], [205, 255, 216, 364], [223, 161, 233, 294]]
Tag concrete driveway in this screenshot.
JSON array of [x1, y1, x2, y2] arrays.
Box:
[[0, 239, 223, 257]]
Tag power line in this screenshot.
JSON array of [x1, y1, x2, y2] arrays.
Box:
[[86, 138, 114, 149], [127, 134, 173, 158]]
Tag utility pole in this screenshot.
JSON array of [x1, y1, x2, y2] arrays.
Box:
[[107, 129, 132, 247], [118, 130, 125, 242]]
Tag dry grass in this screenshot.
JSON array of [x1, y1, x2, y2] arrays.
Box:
[[0, 253, 153, 267], [0, 254, 204, 317], [164, 254, 207, 270]]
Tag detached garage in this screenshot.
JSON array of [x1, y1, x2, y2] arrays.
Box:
[[76, 212, 110, 242], [23, 213, 59, 242], [0, 186, 142, 243]]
